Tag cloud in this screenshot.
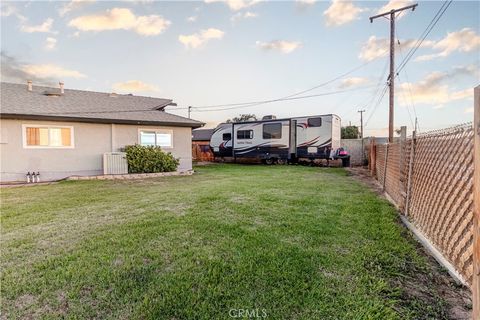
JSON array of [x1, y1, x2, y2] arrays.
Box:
[[399, 71, 473, 105], [112, 80, 159, 93], [58, 0, 95, 17], [204, 0, 261, 11], [338, 77, 370, 89], [415, 28, 480, 61], [323, 0, 366, 27], [21, 64, 86, 79], [358, 36, 434, 61], [20, 18, 55, 33], [68, 8, 171, 36], [256, 40, 302, 54], [1, 3, 26, 21], [296, 0, 316, 9], [186, 15, 197, 22], [231, 11, 258, 22], [464, 107, 474, 114], [45, 37, 57, 50], [178, 28, 225, 49], [0, 52, 86, 85], [377, 0, 413, 18]]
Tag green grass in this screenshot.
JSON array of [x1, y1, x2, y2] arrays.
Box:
[[1, 164, 447, 319]]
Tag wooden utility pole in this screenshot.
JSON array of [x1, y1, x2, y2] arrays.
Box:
[[358, 109, 365, 164], [370, 3, 418, 143], [473, 85, 480, 320]]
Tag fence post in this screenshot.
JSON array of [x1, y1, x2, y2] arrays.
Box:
[[404, 130, 416, 217], [370, 138, 376, 176], [473, 86, 480, 320], [383, 143, 389, 191]]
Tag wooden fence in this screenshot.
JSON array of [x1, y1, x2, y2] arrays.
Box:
[[369, 122, 475, 286]]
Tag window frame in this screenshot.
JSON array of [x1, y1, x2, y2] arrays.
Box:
[[307, 117, 322, 127], [262, 123, 282, 140], [237, 130, 254, 140], [138, 129, 174, 149], [22, 124, 75, 149]]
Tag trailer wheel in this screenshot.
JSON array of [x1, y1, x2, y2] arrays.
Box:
[[265, 158, 274, 165], [277, 158, 286, 165]]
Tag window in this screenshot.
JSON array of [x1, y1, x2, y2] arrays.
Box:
[[199, 145, 211, 152], [24, 125, 73, 148], [222, 133, 232, 141], [263, 123, 282, 139], [308, 117, 322, 127], [139, 130, 173, 148], [237, 130, 253, 139]]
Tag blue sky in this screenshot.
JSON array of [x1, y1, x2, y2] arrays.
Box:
[[1, 0, 479, 135]]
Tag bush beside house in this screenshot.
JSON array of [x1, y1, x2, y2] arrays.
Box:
[[125, 145, 179, 173]]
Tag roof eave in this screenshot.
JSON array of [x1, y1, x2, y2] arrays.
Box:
[[0, 113, 204, 128]]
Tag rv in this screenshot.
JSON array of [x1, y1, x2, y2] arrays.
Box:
[[210, 114, 342, 164]]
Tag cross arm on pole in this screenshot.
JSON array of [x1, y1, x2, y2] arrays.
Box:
[[369, 4, 418, 22]]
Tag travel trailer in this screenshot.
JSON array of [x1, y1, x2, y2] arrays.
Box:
[[210, 114, 344, 164]]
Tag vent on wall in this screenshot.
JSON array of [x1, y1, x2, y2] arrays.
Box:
[[103, 152, 128, 175]]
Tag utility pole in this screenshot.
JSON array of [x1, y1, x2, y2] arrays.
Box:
[[358, 109, 365, 164], [370, 3, 417, 143], [188, 106, 192, 119], [358, 109, 365, 139]]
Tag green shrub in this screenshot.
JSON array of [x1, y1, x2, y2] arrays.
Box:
[[124, 145, 179, 173]]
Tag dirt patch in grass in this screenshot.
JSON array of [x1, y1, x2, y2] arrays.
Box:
[[347, 166, 472, 320]]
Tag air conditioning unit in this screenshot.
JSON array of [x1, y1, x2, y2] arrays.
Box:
[[103, 152, 128, 175], [262, 115, 277, 120]]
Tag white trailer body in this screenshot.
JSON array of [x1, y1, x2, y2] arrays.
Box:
[[210, 114, 341, 162]]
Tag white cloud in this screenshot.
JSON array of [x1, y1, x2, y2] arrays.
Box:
[[339, 77, 370, 89], [178, 28, 225, 49], [20, 18, 55, 33], [415, 28, 480, 61], [112, 80, 159, 93], [231, 11, 258, 22], [204, 0, 261, 11], [256, 40, 302, 54], [464, 107, 474, 114], [358, 36, 434, 61], [399, 71, 473, 105], [1, 3, 26, 21], [323, 0, 366, 27], [377, 0, 413, 18], [187, 15, 197, 22], [68, 8, 171, 36], [58, 0, 95, 17], [20, 64, 86, 79], [296, 0, 316, 5], [45, 37, 57, 51]]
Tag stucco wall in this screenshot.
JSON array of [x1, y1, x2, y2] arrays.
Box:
[[0, 119, 192, 182]]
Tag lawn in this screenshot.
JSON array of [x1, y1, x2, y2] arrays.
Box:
[[1, 164, 450, 319]]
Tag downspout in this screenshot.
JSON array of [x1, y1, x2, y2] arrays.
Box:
[[111, 124, 115, 152]]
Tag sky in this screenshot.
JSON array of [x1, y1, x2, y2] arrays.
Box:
[[1, 0, 479, 135]]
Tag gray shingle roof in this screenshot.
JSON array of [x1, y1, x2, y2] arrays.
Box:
[[0, 82, 203, 128], [192, 129, 214, 141]]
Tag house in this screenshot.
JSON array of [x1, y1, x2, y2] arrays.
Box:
[[192, 128, 214, 162], [0, 81, 203, 182]]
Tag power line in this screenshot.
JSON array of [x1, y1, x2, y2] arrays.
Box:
[[193, 85, 378, 112], [396, 0, 452, 74], [187, 57, 387, 110]]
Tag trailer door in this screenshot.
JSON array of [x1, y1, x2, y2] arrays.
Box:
[[289, 120, 297, 157]]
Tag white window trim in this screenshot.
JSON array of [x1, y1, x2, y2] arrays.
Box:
[[22, 124, 75, 149], [138, 129, 174, 149]]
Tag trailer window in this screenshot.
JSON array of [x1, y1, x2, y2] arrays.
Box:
[[308, 118, 322, 127], [222, 133, 231, 140], [237, 130, 253, 139], [263, 123, 282, 139]]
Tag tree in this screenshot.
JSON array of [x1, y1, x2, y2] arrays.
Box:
[[341, 126, 359, 139], [226, 114, 257, 123]]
